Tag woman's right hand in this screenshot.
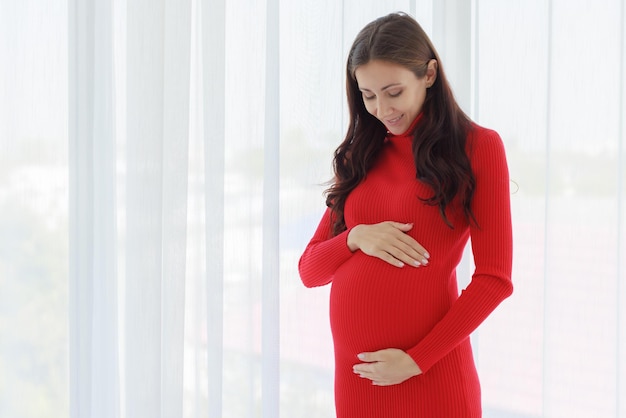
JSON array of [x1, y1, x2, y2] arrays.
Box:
[[346, 221, 430, 268]]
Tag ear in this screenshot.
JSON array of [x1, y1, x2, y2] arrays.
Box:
[[425, 59, 438, 87]]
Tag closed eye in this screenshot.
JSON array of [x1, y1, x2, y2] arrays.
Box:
[[362, 89, 402, 100]]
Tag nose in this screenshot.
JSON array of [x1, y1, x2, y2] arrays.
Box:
[[376, 97, 393, 118]]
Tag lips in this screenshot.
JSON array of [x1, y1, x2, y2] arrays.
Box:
[[385, 114, 403, 125]]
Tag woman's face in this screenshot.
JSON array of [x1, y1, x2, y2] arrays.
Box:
[[354, 59, 435, 135]]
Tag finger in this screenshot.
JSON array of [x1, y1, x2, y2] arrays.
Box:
[[373, 250, 406, 268], [386, 243, 426, 267], [353, 365, 377, 381], [353, 366, 375, 377], [383, 225, 430, 261], [382, 238, 429, 267], [395, 234, 430, 260], [357, 352, 381, 362], [389, 221, 414, 232], [373, 240, 423, 267]]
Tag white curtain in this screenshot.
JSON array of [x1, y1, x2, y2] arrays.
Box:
[[474, 1, 626, 417], [1, 0, 624, 417]]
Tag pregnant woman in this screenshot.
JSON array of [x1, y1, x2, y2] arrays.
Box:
[[298, 12, 513, 418]]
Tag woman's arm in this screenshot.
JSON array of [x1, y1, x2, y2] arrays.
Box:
[[405, 127, 514, 373], [298, 208, 354, 288]]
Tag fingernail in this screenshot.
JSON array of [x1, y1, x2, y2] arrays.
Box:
[[421, 258, 428, 265], [357, 353, 365, 360], [424, 252, 430, 259], [398, 261, 404, 268], [413, 260, 421, 267]]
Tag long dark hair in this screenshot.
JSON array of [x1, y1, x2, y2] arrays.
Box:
[[325, 12, 476, 235]]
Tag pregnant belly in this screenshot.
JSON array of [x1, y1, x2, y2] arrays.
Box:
[[329, 252, 453, 357]]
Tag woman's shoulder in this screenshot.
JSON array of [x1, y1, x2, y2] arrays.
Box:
[[467, 122, 505, 152], [468, 122, 503, 145], [466, 123, 508, 167]]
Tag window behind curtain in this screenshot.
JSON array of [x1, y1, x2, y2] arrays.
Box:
[[0, 1, 69, 417], [475, 1, 626, 417]]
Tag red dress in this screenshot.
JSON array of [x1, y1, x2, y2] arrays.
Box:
[[299, 117, 513, 417]]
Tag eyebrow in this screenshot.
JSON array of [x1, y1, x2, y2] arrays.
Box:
[[359, 83, 402, 93]]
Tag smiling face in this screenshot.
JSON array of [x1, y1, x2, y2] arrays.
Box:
[[354, 59, 436, 135]]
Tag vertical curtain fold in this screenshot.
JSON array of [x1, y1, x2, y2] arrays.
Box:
[[542, 1, 554, 413], [262, 0, 281, 416], [68, 2, 95, 415], [68, 1, 120, 417], [124, 2, 164, 414], [541, 0, 553, 413], [160, 1, 192, 416], [125, 1, 191, 417], [200, 0, 226, 417], [91, 1, 121, 416], [431, 0, 472, 112], [618, 2, 626, 414]]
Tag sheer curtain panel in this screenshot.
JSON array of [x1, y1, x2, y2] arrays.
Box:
[[0, 1, 69, 417], [69, 0, 119, 417], [474, 1, 626, 417], [69, 0, 192, 416]]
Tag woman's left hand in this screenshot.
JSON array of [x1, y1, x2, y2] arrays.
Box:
[[352, 348, 422, 386]]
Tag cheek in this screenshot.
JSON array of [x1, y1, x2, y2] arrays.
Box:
[[362, 100, 376, 116], [412, 90, 427, 109]]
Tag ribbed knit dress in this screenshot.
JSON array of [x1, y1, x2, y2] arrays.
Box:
[[298, 115, 513, 418]]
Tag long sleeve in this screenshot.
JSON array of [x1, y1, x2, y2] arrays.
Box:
[[298, 208, 355, 287], [406, 128, 513, 373]]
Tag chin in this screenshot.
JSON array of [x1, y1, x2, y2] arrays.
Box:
[[386, 125, 407, 135]]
